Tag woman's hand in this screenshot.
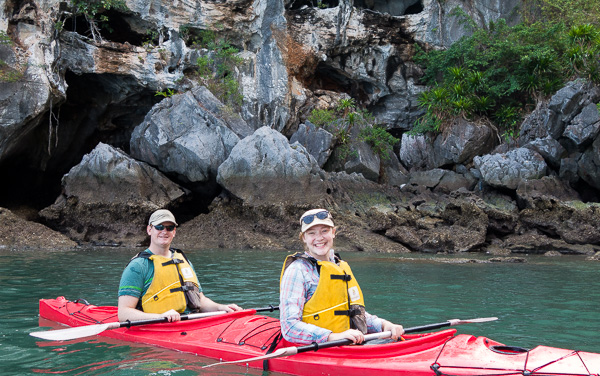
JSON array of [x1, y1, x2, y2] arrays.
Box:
[[219, 303, 243, 312], [382, 320, 404, 340], [327, 329, 365, 344]]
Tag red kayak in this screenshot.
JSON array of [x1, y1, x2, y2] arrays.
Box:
[[36, 297, 600, 376]]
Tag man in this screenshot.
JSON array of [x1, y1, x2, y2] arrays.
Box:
[[118, 209, 241, 321]]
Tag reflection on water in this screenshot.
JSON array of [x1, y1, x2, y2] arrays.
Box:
[[1, 248, 598, 375]]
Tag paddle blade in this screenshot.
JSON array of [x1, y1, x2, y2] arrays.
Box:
[[30, 323, 112, 341], [450, 317, 498, 325]]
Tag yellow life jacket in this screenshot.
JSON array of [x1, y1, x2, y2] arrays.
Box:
[[280, 252, 367, 333], [137, 249, 201, 314]]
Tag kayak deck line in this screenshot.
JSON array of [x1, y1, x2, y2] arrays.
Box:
[[34, 297, 600, 376], [430, 334, 599, 376]]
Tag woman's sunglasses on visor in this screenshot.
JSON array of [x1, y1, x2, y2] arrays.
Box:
[[301, 210, 330, 225]]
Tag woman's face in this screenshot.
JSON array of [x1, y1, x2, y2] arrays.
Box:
[[301, 224, 336, 261]]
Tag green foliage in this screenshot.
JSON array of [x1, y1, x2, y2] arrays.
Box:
[[413, 18, 600, 140], [70, 0, 129, 41], [308, 108, 337, 126], [359, 124, 400, 160], [308, 99, 397, 161], [71, 0, 128, 18], [191, 26, 244, 110], [0, 31, 11, 45], [0, 31, 23, 83], [316, 1, 329, 9], [521, 0, 600, 28], [155, 88, 176, 98]]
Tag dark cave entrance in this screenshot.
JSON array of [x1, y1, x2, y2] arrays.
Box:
[[0, 72, 160, 212], [354, 0, 424, 16]]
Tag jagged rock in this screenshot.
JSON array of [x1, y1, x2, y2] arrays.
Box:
[[563, 102, 600, 151], [130, 86, 244, 188], [577, 134, 600, 190], [433, 118, 497, 166], [289, 121, 334, 168], [39, 143, 187, 246], [344, 139, 381, 181], [474, 148, 547, 190], [499, 231, 598, 255], [407, 168, 477, 194], [400, 119, 496, 170], [516, 176, 581, 208], [560, 154, 582, 184], [216, 126, 325, 205], [519, 200, 600, 245], [381, 151, 410, 187], [478, 192, 519, 235], [399, 133, 434, 170], [523, 136, 566, 170], [519, 80, 600, 145]]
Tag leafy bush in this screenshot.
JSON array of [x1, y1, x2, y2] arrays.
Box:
[[414, 17, 600, 139], [192, 25, 244, 110], [360, 124, 399, 160], [70, 0, 128, 41], [0, 31, 23, 83], [521, 0, 600, 28], [308, 99, 398, 160]]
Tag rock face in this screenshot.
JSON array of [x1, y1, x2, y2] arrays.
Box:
[[217, 126, 325, 205], [474, 148, 548, 190], [0, 0, 599, 256], [39, 143, 187, 246], [130, 87, 246, 188]]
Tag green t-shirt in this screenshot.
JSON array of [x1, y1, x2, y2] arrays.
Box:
[[118, 249, 203, 299]]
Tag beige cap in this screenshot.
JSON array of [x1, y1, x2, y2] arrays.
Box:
[[300, 209, 334, 233], [148, 209, 178, 226]]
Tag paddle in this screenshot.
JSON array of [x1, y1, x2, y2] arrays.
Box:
[[202, 316, 498, 368], [30, 305, 279, 341]]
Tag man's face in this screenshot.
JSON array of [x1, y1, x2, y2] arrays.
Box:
[[147, 221, 176, 247]]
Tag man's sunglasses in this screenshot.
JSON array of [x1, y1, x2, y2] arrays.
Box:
[[153, 224, 176, 231], [301, 210, 330, 225]]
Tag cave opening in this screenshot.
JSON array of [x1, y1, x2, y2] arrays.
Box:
[[61, 8, 159, 47], [354, 0, 424, 16], [287, 0, 340, 10], [0, 71, 160, 212], [310, 62, 376, 104]]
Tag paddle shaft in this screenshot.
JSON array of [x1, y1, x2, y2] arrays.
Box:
[[117, 304, 279, 329], [294, 318, 484, 354], [202, 316, 498, 368]]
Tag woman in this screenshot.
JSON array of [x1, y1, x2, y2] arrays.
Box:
[[279, 208, 404, 345]]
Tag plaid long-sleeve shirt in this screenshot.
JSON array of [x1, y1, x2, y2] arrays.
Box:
[[279, 251, 383, 344]]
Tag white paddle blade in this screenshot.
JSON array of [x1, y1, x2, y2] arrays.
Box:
[[448, 317, 498, 326], [30, 323, 112, 341], [462, 317, 498, 323]]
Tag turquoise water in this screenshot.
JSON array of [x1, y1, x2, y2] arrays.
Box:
[[1, 248, 598, 375]]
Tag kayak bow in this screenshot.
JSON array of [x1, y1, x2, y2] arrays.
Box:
[[31, 304, 279, 341]]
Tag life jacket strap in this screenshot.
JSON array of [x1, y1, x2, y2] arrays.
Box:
[[334, 308, 362, 317], [330, 274, 352, 281], [161, 258, 184, 266]]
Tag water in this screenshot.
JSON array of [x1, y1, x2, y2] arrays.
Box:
[[1, 248, 599, 375]]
